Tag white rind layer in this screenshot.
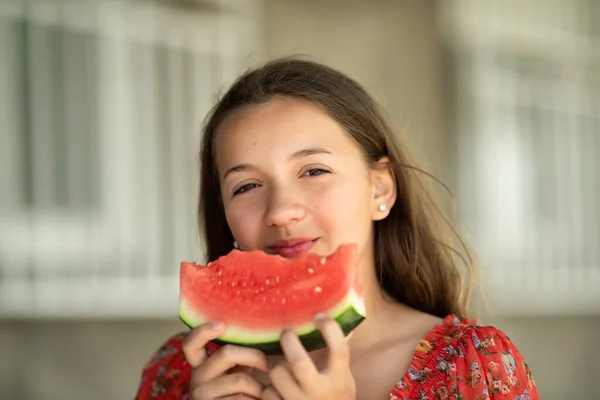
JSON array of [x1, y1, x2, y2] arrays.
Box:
[[180, 289, 365, 344]]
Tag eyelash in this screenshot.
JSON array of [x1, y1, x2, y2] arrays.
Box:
[[232, 168, 331, 196], [233, 183, 259, 196], [302, 167, 330, 177]]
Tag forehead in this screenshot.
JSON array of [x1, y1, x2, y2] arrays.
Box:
[[214, 97, 362, 172]]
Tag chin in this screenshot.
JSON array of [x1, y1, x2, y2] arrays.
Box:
[[310, 243, 341, 256]]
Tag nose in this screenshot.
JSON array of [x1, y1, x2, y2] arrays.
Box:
[[263, 185, 305, 227]]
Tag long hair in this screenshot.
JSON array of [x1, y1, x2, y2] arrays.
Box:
[[198, 57, 476, 318]]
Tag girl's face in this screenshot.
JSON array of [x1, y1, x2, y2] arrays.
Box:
[[215, 97, 394, 272]]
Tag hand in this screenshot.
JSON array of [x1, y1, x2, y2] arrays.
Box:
[[182, 321, 270, 399], [262, 314, 356, 400]]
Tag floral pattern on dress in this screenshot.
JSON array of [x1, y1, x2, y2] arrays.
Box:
[[390, 315, 539, 400], [135, 315, 539, 399]]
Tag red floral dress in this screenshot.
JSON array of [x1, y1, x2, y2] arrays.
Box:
[[135, 314, 539, 399]]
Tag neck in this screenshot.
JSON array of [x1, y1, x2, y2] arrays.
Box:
[[356, 255, 410, 332], [346, 261, 440, 353], [350, 287, 413, 345]]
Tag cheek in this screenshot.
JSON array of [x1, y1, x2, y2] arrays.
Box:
[[224, 201, 263, 244], [308, 179, 373, 236]]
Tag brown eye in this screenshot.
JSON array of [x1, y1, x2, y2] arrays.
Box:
[[303, 168, 330, 177], [233, 183, 259, 195]]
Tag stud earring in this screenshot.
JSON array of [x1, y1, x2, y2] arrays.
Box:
[[379, 204, 387, 212], [233, 240, 239, 249]]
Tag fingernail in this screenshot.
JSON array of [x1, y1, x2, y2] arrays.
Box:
[[315, 312, 328, 321], [281, 326, 293, 336], [208, 321, 224, 331]]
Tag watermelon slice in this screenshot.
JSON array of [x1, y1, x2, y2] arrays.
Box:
[[179, 243, 365, 355]]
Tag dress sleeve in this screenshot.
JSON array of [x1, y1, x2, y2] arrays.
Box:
[[455, 325, 539, 399], [135, 332, 192, 400], [135, 333, 223, 400]]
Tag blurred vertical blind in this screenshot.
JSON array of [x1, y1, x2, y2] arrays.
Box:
[[438, 0, 600, 314], [0, 0, 264, 317]]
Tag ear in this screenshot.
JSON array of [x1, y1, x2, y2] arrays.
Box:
[[370, 156, 397, 221]]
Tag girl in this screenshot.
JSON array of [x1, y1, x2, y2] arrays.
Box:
[[135, 58, 539, 400]]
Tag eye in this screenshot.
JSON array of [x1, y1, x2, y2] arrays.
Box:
[[233, 183, 259, 196], [302, 168, 330, 177]]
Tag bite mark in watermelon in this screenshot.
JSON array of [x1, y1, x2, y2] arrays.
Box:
[[179, 243, 365, 355]]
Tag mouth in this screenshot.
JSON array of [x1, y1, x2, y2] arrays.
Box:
[[265, 237, 319, 258]]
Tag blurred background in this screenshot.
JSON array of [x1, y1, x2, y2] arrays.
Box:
[[0, 0, 598, 398]]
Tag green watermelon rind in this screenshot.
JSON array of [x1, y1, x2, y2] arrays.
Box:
[[212, 305, 364, 355], [179, 290, 365, 355]]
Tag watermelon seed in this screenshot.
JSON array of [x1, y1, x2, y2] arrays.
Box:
[[314, 286, 323, 293], [236, 290, 240, 296], [240, 281, 247, 287], [230, 282, 236, 287], [254, 289, 259, 294], [320, 257, 326, 265], [261, 296, 267, 303], [281, 298, 286, 304], [217, 280, 222, 285], [217, 269, 223, 276], [275, 276, 280, 283], [307, 267, 314, 274]]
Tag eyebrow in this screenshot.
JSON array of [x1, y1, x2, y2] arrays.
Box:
[[222, 147, 332, 180], [290, 147, 332, 160]]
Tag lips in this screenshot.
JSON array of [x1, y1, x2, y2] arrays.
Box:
[[266, 237, 319, 258]]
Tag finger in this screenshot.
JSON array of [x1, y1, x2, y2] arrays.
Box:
[[280, 329, 320, 389], [261, 385, 283, 400], [269, 363, 305, 400], [195, 345, 269, 383], [229, 365, 254, 374], [315, 313, 350, 372], [192, 372, 264, 399], [182, 321, 225, 367]]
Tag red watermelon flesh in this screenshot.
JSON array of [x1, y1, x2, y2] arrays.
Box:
[[179, 243, 365, 354]]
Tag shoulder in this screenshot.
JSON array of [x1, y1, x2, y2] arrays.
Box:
[[135, 332, 192, 400], [392, 315, 540, 399], [444, 319, 538, 394]]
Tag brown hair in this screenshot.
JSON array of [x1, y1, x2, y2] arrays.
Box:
[[198, 57, 476, 319]]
